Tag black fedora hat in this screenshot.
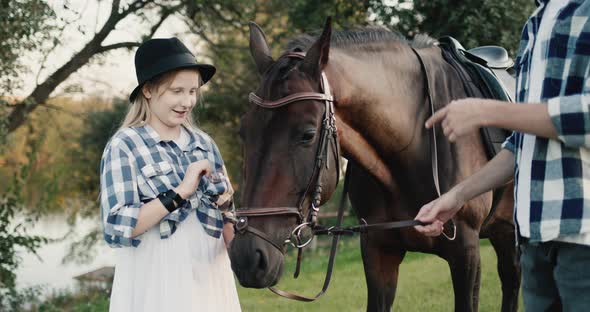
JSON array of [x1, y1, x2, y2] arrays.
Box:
[[129, 37, 216, 103]]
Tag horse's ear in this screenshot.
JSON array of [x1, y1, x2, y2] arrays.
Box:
[[301, 17, 332, 79], [249, 22, 274, 75]]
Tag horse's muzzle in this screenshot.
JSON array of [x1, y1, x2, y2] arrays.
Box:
[[228, 233, 285, 288]]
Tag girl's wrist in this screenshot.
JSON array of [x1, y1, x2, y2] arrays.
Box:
[[174, 186, 189, 200]]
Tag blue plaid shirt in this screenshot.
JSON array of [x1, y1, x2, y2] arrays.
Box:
[[100, 124, 234, 248], [502, 0, 590, 242]]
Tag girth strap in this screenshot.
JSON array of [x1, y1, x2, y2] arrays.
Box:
[[410, 47, 457, 241]]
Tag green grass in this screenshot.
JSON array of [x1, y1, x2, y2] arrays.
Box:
[[237, 238, 523, 311], [29, 287, 110, 312]]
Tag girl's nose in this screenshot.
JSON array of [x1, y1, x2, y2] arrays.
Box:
[[181, 94, 195, 108]]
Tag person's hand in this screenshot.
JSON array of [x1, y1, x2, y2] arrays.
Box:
[[426, 98, 489, 142], [204, 171, 229, 196], [175, 160, 212, 199], [414, 189, 464, 236], [222, 222, 235, 249]]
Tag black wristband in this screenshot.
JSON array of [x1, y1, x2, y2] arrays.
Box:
[[157, 189, 183, 213], [172, 192, 186, 207]]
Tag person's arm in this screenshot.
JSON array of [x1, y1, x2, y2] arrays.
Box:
[[425, 98, 559, 142], [131, 200, 171, 237], [132, 160, 212, 237], [428, 83, 590, 149], [100, 137, 212, 244], [100, 140, 144, 247], [221, 197, 238, 249], [205, 140, 236, 248], [414, 149, 515, 236], [223, 222, 235, 248], [455, 148, 515, 204], [480, 100, 558, 140]]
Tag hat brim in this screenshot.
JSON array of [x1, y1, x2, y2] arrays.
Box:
[[129, 63, 216, 103]]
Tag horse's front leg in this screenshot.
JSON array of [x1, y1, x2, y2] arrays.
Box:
[[443, 225, 481, 312], [361, 232, 405, 312]]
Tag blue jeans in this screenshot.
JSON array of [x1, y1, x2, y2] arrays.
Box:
[[520, 240, 590, 312]]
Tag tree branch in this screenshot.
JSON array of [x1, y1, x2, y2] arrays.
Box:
[[118, 0, 151, 19], [146, 6, 174, 38], [97, 42, 141, 53], [109, 0, 122, 20], [6, 0, 159, 134], [35, 24, 68, 85]]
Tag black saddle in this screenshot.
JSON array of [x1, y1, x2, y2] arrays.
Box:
[[438, 36, 515, 159]]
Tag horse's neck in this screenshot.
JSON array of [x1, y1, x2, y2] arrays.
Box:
[[327, 47, 425, 153], [327, 46, 473, 196], [326, 47, 424, 188]]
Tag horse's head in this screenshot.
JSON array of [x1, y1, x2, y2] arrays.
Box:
[[228, 19, 340, 288]]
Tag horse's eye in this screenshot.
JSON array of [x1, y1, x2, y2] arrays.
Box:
[[301, 130, 316, 143]]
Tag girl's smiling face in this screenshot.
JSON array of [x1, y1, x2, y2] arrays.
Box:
[[144, 69, 201, 130]]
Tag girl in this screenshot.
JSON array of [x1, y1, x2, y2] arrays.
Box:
[[100, 37, 241, 311]]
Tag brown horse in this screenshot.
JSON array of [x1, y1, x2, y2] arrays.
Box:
[[229, 19, 520, 312]]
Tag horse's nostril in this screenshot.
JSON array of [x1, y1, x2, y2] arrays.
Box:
[[255, 250, 267, 271]]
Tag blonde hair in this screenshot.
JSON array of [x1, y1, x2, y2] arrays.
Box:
[[120, 69, 203, 130]]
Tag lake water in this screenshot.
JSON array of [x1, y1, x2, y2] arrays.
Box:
[[15, 214, 115, 294]]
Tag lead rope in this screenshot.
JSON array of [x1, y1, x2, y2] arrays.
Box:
[[268, 162, 351, 301]]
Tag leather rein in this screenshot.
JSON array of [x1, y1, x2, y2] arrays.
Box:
[[235, 49, 454, 302]]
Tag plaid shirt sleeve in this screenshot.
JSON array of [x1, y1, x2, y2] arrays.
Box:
[[502, 131, 518, 154], [546, 62, 590, 148], [197, 140, 235, 218], [100, 138, 142, 248], [182, 130, 236, 236]]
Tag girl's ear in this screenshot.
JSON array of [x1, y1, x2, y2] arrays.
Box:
[[142, 85, 152, 99]]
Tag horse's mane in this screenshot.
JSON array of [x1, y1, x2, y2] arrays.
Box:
[[285, 27, 437, 52], [258, 28, 436, 98]]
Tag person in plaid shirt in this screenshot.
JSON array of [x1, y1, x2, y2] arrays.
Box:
[[414, 0, 590, 310], [99, 38, 241, 311]]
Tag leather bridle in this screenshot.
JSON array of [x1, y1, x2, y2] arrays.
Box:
[[235, 51, 344, 301], [236, 51, 341, 248]]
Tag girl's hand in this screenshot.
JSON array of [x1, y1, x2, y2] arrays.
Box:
[[223, 222, 235, 249], [175, 160, 212, 199]]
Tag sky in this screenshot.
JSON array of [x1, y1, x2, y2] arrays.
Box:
[[17, 0, 202, 101]]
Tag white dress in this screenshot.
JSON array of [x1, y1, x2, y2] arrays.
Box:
[[109, 128, 241, 312]]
